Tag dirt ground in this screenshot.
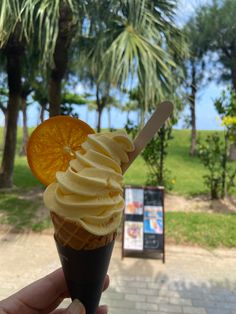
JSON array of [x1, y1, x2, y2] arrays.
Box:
[[19, 187, 236, 217], [165, 193, 236, 214]]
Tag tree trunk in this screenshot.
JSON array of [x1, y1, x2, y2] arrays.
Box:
[[189, 62, 197, 156], [85, 106, 89, 124], [39, 102, 47, 123], [0, 106, 7, 151], [97, 107, 102, 133], [229, 143, 236, 161], [96, 85, 104, 133], [126, 111, 130, 124], [229, 63, 236, 160], [221, 131, 229, 198], [48, 77, 61, 116], [107, 107, 111, 130], [140, 107, 145, 128], [231, 62, 236, 91], [158, 126, 165, 185], [0, 41, 23, 188], [19, 97, 28, 156], [49, 3, 75, 117]]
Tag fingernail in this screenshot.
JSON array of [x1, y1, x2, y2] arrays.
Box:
[[67, 299, 84, 313]]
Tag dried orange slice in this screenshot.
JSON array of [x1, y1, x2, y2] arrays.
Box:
[[27, 115, 95, 186]]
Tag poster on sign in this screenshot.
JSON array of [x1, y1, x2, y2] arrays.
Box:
[[144, 206, 163, 234], [122, 186, 165, 262], [123, 221, 143, 250], [125, 188, 144, 215]]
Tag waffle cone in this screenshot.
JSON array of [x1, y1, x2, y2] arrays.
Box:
[[50, 211, 116, 250]]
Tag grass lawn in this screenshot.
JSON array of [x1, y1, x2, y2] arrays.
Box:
[[0, 192, 51, 231], [166, 212, 236, 248], [125, 129, 230, 196], [14, 156, 42, 188], [1, 127, 224, 194]]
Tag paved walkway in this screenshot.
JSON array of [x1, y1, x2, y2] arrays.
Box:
[[0, 232, 236, 314]]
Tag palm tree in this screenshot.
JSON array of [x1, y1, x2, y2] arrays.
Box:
[[73, 0, 184, 130], [31, 77, 49, 124], [183, 13, 207, 156], [0, 0, 81, 188], [99, 0, 183, 108], [127, 87, 147, 128], [18, 81, 33, 156], [122, 101, 138, 125], [43, 1, 81, 116], [0, 84, 8, 149], [0, 0, 184, 188], [0, 0, 25, 188]]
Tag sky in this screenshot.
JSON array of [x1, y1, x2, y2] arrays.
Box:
[[174, 0, 225, 130], [0, 0, 225, 131]]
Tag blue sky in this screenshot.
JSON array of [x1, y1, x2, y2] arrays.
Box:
[[174, 0, 225, 130], [0, 0, 225, 131]]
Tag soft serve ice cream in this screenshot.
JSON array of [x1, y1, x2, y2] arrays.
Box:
[[26, 104, 172, 313], [44, 130, 134, 236]]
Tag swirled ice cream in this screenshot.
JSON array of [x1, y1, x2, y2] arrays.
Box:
[[44, 130, 134, 236]]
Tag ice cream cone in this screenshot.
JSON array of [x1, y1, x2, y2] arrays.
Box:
[[50, 211, 117, 250], [50, 211, 116, 314]]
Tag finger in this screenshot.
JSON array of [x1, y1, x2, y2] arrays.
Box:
[[52, 299, 86, 314], [50, 309, 67, 314], [97, 276, 109, 314], [14, 268, 69, 312], [102, 274, 109, 292], [47, 273, 108, 312], [97, 305, 108, 314]]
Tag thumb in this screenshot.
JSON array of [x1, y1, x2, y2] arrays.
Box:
[[66, 299, 86, 314]]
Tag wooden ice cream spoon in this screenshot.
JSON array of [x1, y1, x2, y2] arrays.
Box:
[[121, 101, 174, 174]]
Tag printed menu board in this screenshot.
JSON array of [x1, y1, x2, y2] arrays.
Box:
[[122, 186, 165, 262]]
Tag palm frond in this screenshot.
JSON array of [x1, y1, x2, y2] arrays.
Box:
[[0, 0, 21, 47], [101, 0, 177, 106], [0, 0, 81, 67]]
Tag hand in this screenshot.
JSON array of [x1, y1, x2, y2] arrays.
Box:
[[0, 268, 109, 314]]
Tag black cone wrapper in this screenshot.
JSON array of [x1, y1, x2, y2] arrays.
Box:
[[55, 236, 114, 314]]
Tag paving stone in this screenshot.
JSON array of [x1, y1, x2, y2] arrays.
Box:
[[147, 295, 169, 304], [102, 291, 124, 300], [206, 309, 232, 314], [136, 276, 154, 282], [169, 297, 192, 306], [148, 282, 164, 289], [135, 301, 158, 311], [111, 284, 137, 294], [137, 287, 157, 295], [124, 280, 147, 288], [158, 289, 181, 297], [192, 298, 236, 310], [106, 299, 135, 309], [192, 299, 216, 307], [159, 304, 183, 313], [226, 295, 236, 302], [147, 312, 173, 314], [218, 302, 236, 310], [183, 306, 207, 314], [125, 293, 146, 302], [109, 308, 144, 314]]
